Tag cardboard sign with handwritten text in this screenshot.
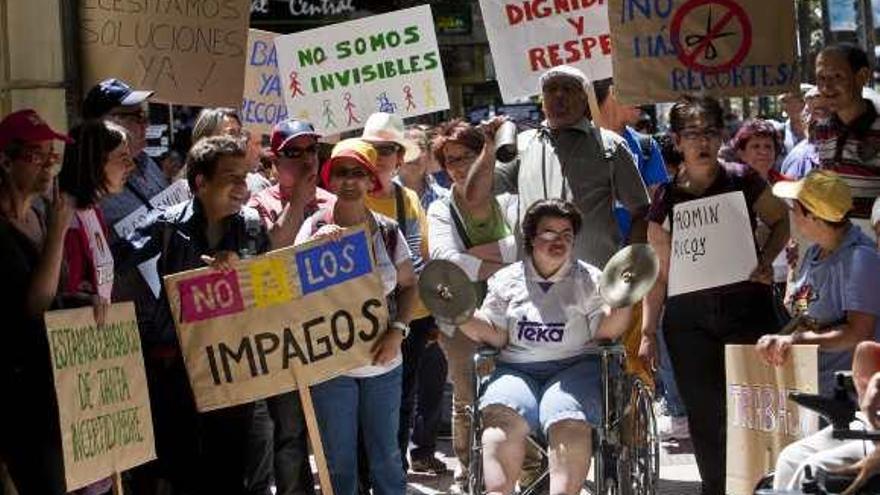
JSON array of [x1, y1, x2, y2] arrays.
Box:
[[79, 0, 250, 107], [726, 345, 819, 495], [45, 303, 155, 491], [608, 0, 798, 104], [242, 29, 287, 137], [163, 227, 389, 412]]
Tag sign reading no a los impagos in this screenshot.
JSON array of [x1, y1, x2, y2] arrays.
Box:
[[164, 227, 389, 412], [273, 6, 450, 136], [608, 0, 798, 104], [478, 0, 613, 102]]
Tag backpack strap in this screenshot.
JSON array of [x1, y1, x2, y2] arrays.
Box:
[[443, 195, 474, 249]]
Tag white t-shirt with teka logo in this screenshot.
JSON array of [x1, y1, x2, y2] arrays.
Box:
[[481, 258, 606, 364]]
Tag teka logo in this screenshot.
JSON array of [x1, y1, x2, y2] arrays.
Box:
[[516, 317, 565, 343]]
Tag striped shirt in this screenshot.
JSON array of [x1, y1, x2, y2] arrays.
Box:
[[810, 99, 880, 218]]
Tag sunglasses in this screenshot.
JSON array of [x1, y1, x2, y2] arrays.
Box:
[[679, 128, 721, 141], [109, 110, 147, 124], [331, 167, 371, 179], [374, 143, 401, 156], [279, 144, 318, 159]]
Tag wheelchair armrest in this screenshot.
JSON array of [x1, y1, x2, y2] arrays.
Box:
[[583, 340, 626, 356]]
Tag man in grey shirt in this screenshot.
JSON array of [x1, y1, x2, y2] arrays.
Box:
[[464, 65, 650, 268]]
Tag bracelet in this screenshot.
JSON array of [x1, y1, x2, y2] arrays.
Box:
[[390, 321, 410, 339]]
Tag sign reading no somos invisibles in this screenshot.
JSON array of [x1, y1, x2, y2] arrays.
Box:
[[609, 0, 798, 104], [274, 6, 449, 135]]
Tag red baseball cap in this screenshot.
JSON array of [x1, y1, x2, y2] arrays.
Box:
[[0, 109, 72, 150]]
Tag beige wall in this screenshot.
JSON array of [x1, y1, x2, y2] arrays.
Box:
[[0, 0, 68, 131]]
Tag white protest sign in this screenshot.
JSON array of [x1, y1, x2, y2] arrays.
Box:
[[478, 0, 613, 103], [242, 29, 288, 137], [274, 6, 449, 135], [114, 180, 191, 241], [667, 191, 757, 296]]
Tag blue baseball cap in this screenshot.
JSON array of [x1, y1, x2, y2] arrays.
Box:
[[270, 119, 321, 153], [83, 78, 154, 119]]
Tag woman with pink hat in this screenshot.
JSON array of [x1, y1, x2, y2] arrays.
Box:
[[295, 138, 416, 495]]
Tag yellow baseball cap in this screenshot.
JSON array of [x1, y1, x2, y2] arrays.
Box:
[[772, 170, 853, 222]]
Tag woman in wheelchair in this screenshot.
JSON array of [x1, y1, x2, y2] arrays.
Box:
[[449, 199, 636, 495]]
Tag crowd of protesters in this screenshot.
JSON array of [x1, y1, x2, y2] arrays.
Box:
[[2, 40, 880, 495]]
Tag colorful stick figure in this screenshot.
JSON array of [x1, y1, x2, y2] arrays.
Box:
[[322, 100, 338, 129], [422, 80, 437, 107], [403, 86, 416, 111], [288, 70, 305, 99], [344, 93, 361, 126], [376, 92, 397, 113]]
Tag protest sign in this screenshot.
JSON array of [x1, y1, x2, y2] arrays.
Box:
[[608, 0, 798, 104], [163, 226, 389, 412], [79, 0, 250, 107], [478, 0, 613, 102], [113, 179, 191, 241], [667, 191, 757, 296], [45, 303, 155, 491], [726, 345, 819, 495], [274, 6, 449, 135], [243, 29, 288, 137]]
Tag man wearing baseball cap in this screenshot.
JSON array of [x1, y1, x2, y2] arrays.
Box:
[[83, 78, 170, 234], [758, 170, 880, 491]]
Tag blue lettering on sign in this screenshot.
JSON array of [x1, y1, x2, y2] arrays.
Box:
[[669, 63, 797, 93], [249, 40, 278, 67], [241, 99, 288, 125], [295, 230, 372, 295]]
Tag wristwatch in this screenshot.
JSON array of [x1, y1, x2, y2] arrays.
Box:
[[390, 321, 410, 339]]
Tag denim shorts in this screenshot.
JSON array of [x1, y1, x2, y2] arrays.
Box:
[[479, 354, 605, 435]]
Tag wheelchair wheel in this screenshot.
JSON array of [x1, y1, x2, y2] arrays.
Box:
[[619, 377, 660, 495], [467, 403, 484, 495]]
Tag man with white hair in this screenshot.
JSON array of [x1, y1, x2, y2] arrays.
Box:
[[464, 64, 650, 268]]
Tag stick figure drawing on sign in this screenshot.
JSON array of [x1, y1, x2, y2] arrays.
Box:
[[344, 93, 360, 126], [403, 85, 416, 111], [376, 92, 397, 113], [322, 100, 337, 129], [288, 70, 305, 98]]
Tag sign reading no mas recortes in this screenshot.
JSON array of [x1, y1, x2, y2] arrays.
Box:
[[274, 5, 450, 135], [479, 0, 613, 102], [80, 0, 250, 107], [45, 303, 155, 491], [609, 0, 798, 104], [667, 191, 758, 296], [164, 227, 389, 412]]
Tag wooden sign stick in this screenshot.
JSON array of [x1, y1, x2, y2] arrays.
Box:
[[291, 365, 336, 495], [112, 472, 124, 495]]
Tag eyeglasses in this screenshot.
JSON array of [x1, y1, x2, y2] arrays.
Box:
[[280, 145, 317, 159], [374, 143, 401, 156], [331, 167, 370, 179], [445, 152, 477, 169], [108, 110, 147, 124], [679, 128, 721, 141], [535, 230, 574, 243]]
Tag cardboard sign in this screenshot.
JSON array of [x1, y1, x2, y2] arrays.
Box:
[[243, 29, 288, 137], [274, 6, 450, 135], [608, 0, 798, 104], [667, 191, 757, 296], [478, 0, 613, 102], [726, 345, 819, 495], [45, 303, 156, 491], [79, 0, 250, 107], [163, 227, 390, 412]]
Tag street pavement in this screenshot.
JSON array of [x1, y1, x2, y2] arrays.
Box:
[[405, 437, 702, 494]]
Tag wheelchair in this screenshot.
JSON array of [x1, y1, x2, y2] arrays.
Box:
[[466, 341, 660, 495]]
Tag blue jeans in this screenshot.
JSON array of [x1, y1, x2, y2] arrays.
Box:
[[311, 366, 405, 495]]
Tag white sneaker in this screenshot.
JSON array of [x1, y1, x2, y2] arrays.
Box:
[[659, 415, 690, 441]]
